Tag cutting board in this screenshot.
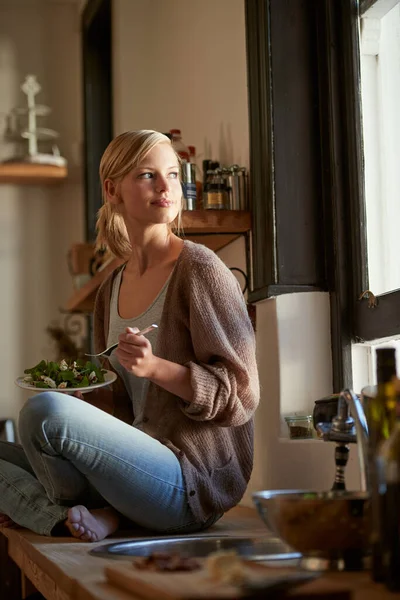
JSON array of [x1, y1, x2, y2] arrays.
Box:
[[104, 561, 351, 600]]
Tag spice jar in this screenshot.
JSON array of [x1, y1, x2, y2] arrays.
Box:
[[284, 415, 314, 439], [203, 169, 229, 210]]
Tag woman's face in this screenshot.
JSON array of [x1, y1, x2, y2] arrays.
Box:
[[116, 142, 182, 227]]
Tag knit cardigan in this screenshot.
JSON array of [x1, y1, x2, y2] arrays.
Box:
[[91, 240, 260, 523]]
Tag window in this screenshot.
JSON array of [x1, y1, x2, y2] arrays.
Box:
[[360, 1, 400, 297], [351, 0, 400, 343], [245, 0, 400, 391], [350, 0, 400, 389]]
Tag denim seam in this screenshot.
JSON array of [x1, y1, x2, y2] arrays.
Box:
[[38, 444, 91, 503], [0, 472, 66, 522], [161, 518, 200, 533], [41, 437, 187, 493], [37, 442, 58, 502]]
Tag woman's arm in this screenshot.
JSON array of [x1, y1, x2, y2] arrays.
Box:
[[182, 256, 260, 426], [115, 331, 194, 402], [148, 359, 194, 402]]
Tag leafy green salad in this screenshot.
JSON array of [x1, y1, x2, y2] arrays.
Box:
[[23, 359, 106, 390]]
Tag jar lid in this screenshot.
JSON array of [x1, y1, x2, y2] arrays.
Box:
[[284, 415, 312, 422]]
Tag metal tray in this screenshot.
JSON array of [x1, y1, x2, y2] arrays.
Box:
[[90, 535, 300, 562]]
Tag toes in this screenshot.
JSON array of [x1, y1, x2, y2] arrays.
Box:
[[80, 530, 93, 542], [66, 520, 83, 540], [70, 523, 85, 536], [66, 505, 117, 543]]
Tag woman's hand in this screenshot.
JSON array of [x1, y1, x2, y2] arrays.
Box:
[[116, 327, 158, 379], [116, 327, 193, 401], [71, 391, 84, 400]]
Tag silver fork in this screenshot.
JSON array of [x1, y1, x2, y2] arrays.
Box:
[[85, 324, 158, 358]]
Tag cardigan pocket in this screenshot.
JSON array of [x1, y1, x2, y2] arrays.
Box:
[[207, 454, 233, 479], [209, 454, 248, 512]]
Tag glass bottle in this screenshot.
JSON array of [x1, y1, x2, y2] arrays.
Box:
[[181, 161, 196, 211], [379, 379, 400, 591], [367, 347, 397, 582]]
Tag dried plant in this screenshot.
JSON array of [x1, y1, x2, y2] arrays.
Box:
[[46, 325, 85, 362]]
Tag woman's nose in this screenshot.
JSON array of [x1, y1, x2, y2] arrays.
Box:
[[155, 174, 169, 192]]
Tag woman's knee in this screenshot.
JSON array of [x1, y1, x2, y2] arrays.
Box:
[[18, 393, 68, 440]]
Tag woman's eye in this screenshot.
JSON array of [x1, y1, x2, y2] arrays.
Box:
[[169, 172, 179, 179], [139, 172, 153, 179]]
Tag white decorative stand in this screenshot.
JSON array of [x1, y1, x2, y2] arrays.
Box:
[[2, 75, 67, 168]]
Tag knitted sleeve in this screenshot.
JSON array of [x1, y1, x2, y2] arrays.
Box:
[[181, 254, 260, 427]]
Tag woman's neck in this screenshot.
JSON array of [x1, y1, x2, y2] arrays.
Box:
[[125, 231, 183, 276]]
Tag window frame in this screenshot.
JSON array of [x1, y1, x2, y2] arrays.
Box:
[[325, 0, 400, 345], [245, 0, 358, 390], [245, 0, 400, 392], [354, 0, 400, 341]]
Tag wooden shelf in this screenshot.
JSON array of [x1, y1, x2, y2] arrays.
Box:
[[0, 162, 68, 185], [65, 210, 251, 312], [181, 210, 251, 233], [65, 257, 124, 312]]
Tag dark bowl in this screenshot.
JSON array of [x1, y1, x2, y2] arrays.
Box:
[[252, 490, 371, 556]]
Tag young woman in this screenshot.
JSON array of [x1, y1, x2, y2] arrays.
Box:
[[0, 130, 259, 542]]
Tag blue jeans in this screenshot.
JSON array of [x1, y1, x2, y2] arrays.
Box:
[[0, 393, 217, 536]]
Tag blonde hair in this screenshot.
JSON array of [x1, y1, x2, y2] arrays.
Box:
[[96, 130, 182, 258]]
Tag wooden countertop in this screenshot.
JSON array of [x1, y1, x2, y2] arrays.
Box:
[[0, 505, 396, 600]]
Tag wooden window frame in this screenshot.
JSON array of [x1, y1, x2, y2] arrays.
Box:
[[246, 0, 400, 391], [244, 0, 400, 389], [245, 0, 357, 389], [353, 0, 400, 341]]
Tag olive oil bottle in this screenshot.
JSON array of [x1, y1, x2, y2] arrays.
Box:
[[379, 379, 400, 591], [367, 347, 397, 582]]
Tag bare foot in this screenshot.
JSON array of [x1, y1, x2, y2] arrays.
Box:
[[66, 505, 119, 542], [0, 513, 15, 528]]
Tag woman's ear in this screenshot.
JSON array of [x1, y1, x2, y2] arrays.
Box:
[[104, 179, 121, 205]]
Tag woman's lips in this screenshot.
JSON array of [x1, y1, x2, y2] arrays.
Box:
[[151, 199, 172, 207]]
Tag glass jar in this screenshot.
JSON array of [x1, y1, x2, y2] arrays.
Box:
[[284, 415, 314, 439]]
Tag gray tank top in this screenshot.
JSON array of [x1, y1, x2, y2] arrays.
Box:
[[107, 266, 169, 428]]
